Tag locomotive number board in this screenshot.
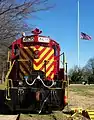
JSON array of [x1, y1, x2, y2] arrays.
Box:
[[38, 37, 50, 43], [23, 37, 34, 42]]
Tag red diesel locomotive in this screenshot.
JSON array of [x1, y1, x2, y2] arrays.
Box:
[[0, 28, 67, 113]]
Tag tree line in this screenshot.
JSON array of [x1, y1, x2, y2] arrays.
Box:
[[68, 57, 94, 84]]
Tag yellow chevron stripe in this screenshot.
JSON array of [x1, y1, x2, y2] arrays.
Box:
[[20, 54, 29, 71], [20, 48, 33, 59], [25, 48, 33, 57], [22, 46, 34, 50], [30, 46, 43, 51], [19, 47, 33, 79], [18, 59, 28, 61], [20, 64, 28, 75], [34, 57, 54, 70], [35, 47, 50, 62], [24, 47, 28, 49], [20, 49, 29, 59], [23, 46, 43, 60], [34, 63, 43, 70], [35, 49, 53, 64], [30, 46, 34, 49], [43, 50, 54, 61], [46, 58, 54, 69], [30, 46, 48, 57], [34, 48, 54, 71], [21, 61, 30, 71], [46, 65, 54, 77], [20, 65, 25, 73], [20, 46, 54, 79], [50, 73, 54, 79], [20, 47, 33, 68], [24, 47, 34, 59], [40, 58, 54, 72], [38, 46, 45, 51], [19, 72, 23, 80]]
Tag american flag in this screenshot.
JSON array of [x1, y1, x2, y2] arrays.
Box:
[[80, 32, 91, 40]]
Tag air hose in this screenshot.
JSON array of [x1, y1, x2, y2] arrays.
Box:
[[25, 75, 55, 88]]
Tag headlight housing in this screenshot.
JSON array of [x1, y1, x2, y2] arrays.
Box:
[[19, 81, 23, 86]]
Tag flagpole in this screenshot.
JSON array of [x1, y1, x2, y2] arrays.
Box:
[[77, 0, 80, 67]]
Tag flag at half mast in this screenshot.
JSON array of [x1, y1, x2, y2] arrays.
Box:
[[80, 32, 91, 40]]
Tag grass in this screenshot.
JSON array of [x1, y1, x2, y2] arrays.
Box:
[[69, 84, 94, 97], [20, 112, 70, 120], [0, 83, 5, 90]]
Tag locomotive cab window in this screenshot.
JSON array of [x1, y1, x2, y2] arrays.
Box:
[[52, 45, 58, 56], [14, 45, 19, 55]]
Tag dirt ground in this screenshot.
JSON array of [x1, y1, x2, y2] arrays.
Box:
[[69, 90, 94, 110], [68, 84, 94, 110]]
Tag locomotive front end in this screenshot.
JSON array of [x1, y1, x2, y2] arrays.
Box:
[[2, 28, 67, 113]]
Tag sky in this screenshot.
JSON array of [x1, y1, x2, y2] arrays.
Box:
[[25, 0, 94, 70]]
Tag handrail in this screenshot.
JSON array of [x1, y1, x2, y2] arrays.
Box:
[[6, 79, 13, 100], [5, 60, 15, 100], [7, 51, 10, 62], [5, 60, 15, 82]]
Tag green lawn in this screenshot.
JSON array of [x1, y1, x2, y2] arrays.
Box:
[[20, 112, 70, 120], [69, 84, 94, 97], [0, 83, 5, 90]]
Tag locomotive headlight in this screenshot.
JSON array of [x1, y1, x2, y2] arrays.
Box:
[[19, 81, 23, 86]]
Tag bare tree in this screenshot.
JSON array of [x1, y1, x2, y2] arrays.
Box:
[[0, 0, 52, 78], [83, 58, 94, 84], [0, 0, 52, 44], [0, 0, 52, 50]]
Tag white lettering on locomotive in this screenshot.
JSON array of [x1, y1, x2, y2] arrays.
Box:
[[38, 37, 50, 43]]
